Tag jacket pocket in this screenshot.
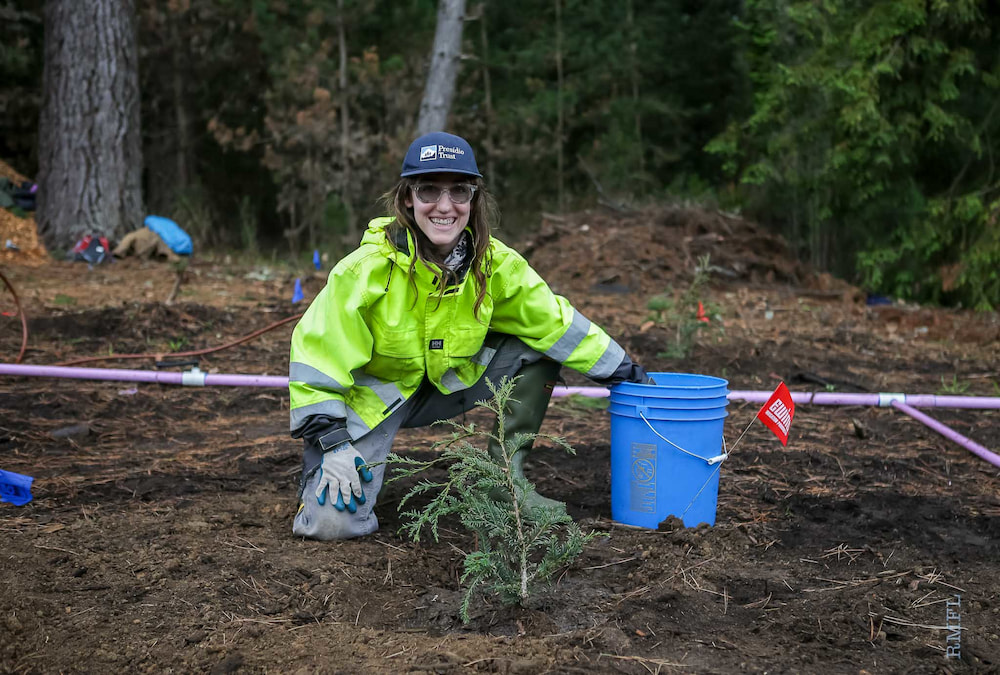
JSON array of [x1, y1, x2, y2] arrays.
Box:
[[372, 323, 423, 358]]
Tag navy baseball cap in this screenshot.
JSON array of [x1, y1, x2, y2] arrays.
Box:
[[400, 131, 482, 178]]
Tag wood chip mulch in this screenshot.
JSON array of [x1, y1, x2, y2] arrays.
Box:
[[0, 159, 47, 267]]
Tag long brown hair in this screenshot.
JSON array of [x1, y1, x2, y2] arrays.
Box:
[[379, 175, 498, 319]]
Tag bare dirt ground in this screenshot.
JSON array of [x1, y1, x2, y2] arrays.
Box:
[[2, 207, 999, 674]]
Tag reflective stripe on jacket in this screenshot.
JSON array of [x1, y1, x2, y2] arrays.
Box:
[[288, 217, 624, 439]]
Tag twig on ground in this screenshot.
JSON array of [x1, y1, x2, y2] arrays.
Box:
[[804, 569, 911, 592], [33, 543, 80, 556], [584, 556, 638, 570], [222, 537, 265, 553], [909, 591, 944, 609], [914, 569, 966, 593], [372, 537, 407, 553], [871, 612, 966, 632], [165, 260, 188, 305], [663, 557, 717, 584], [598, 653, 686, 673], [820, 543, 865, 563]]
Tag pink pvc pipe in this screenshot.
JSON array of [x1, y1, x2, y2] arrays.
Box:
[[0, 363, 286, 388], [555, 386, 606, 397], [2, 365, 1000, 410], [727, 390, 1000, 410], [890, 400, 1000, 469], [552, 384, 1000, 410], [2, 364, 996, 467]]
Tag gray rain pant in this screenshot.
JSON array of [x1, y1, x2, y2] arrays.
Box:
[[292, 334, 553, 540]]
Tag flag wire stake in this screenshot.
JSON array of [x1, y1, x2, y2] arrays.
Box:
[[680, 413, 761, 518]]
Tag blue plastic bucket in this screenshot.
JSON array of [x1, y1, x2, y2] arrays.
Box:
[[609, 372, 729, 528]]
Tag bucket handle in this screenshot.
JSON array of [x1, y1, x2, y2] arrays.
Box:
[[638, 410, 728, 465]]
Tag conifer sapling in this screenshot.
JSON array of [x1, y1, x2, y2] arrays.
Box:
[[387, 376, 604, 622]]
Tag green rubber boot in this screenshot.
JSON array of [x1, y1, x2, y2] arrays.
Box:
[[488, 358, 565, 514]]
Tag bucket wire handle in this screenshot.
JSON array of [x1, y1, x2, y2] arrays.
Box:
[[638, 411, 729, 465]]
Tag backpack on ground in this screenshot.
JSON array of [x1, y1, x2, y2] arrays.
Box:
[[69, 235, 113, 265]]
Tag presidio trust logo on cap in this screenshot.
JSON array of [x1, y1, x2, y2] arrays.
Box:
[[419, 144, 466, 162]]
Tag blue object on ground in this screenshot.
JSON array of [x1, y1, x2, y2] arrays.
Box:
[[866, 294, 893, 306], [144, 215, 193, 255], [609, 373, 729, 528], [0, 469, 34, 506], [292, 278, 304, 304], [313, 250, 321, 270]]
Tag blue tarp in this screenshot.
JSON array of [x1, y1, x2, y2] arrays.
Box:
[[144, 215, 193, 256], [0, 469, 33, 506]]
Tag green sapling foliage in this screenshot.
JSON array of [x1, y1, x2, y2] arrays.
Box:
[[938, 375, 971, 395], [646, 254, 723, 358], [388, 376, 604, 623]]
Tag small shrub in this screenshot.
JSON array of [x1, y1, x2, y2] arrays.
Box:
[[388, 377, 603, 623]]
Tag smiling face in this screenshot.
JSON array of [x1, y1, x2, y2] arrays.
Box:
[[404, 173, 472, 256]]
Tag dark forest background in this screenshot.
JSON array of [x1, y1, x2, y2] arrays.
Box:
[[2, 0, 998, 309]]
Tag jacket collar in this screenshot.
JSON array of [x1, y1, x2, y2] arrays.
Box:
[[387, 221, 410, 257], [363, 217, 475, 286], [360, 217, 411, 265]]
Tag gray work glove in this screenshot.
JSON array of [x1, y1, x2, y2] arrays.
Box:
[[315, 442, 373, 513]]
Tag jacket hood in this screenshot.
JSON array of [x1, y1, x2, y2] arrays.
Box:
[[361, 216, 398, 247], [362, 217, 412, 263]]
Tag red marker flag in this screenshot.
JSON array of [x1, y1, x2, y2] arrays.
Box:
[[696, 301, 710, 323], [756, 382, 795, 446]]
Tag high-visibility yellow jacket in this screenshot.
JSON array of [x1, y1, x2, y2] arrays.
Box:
[[289, 217, 626, 442]]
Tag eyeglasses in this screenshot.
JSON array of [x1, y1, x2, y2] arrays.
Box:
[[412, 183, 477, 205]]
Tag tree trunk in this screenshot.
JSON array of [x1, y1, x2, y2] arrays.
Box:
[[171, 15, 190, 196], [626, 0, 644, 174], [416, 0, 467, 135], [38, 0, 143, 252], [306, 150, 317, 251], [338, 0, 356, 248], [478, 2, 495, 179], [554, 0, 564, 213]]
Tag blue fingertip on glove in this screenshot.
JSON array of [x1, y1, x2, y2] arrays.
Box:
[[336, 459, 373, 512], [315, 460, 374, 512], [356, 456, 374, 482], [334, 490, 365, 513], [317, 482, 362, 512]]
